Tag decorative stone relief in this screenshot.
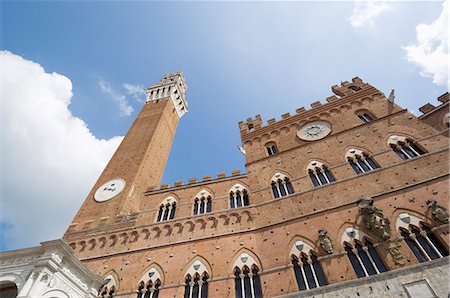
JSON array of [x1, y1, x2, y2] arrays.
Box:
[[383, 238, 406, 265], [356, 196, 391, 241], [318, 228, 333, 254], [356, 196, 406, 265], [426, 200, 449, 224]]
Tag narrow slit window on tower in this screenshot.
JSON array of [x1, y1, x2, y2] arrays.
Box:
[[266, 143, 278, 156], [356, 111, 375, 124]]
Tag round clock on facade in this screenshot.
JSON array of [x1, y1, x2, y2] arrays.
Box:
[[297, 120, 332, 141], [94, 178, 126, 202]]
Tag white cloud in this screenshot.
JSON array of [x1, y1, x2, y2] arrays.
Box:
[[1, 51, 123, 250], [98, 79, 134, 116], [349, 1, 393, 28], [123, 83, 146, 102], [403, 0, 449, 88]]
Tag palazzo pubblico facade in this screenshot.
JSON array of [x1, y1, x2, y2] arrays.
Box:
[[1, 72, 449, 298]]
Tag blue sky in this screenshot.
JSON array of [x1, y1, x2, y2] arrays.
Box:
[[1, 1, 448, 251]]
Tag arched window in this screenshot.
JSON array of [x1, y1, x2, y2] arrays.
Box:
[[307, 161, 335, 187], [156, 196, 177, 222], [290, 241, 327, 291], [346, 149, 379, 174], [137, 268, 162, 298], [0, 281, 18, 298], [356, 111, 375, 124], [184, 260, 209, 298], [388, 135, 426, 160], [265, 142, 278, 156], [397, 213, 448, 263], [193, 190, 212, 216], [270, 173, 294, 199], [233, 253, 263, 298], [99, 275, 117, 298], [229, 184, 250, 208], [342, 228, 387, 278]]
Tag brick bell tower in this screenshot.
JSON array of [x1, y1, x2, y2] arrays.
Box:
[[64, 72, 188, 233]]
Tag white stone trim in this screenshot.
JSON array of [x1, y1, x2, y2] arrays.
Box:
[[139, 268, 162, 285], [396, 213, 423, 230], [289, 241, 314, 257], [186, 260, 209, 277], [146, 72, 188, 118], [341, 228, 370, 244], [233, 253, 258, 270]]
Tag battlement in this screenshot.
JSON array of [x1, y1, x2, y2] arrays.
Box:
[[331, 77, 367, 97], [419, 92, 449, 115], [238, 76, 372, 134], [145, 170, 245, 194]]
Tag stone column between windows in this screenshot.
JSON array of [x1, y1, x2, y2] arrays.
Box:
[[353, 248, 369, 277], [362, 246, 379, 274], [410, 233, 431, 261]]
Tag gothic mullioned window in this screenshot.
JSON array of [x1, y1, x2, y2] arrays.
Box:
[[342, 228, 387, 278], [183, 260, 209, 298], [193, 190, 212, 216], [290, 241, 327, 291], [229, 184, 250, 209], [233, 253, 263, 298], [397, 213, 448, 263], [156, 196, 177, 222], [346, 149, 379, 174], [388, 135, 426, 160], [100, 275, 117, 298], [307, 161, 335, 187], [270, 173, 294, 199], [137, 268, 162, 298]]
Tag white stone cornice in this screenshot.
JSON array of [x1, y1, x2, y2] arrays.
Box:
[[146, 71, 189, 118]]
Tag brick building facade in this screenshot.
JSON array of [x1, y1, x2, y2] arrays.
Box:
[[62, 73, 449, 297]]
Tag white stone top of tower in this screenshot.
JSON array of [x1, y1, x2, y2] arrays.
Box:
[[146, 71, 189, 118]]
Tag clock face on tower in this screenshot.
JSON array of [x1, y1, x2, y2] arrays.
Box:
[[297, 120, 332, 141], [94, 178, 126, 202]]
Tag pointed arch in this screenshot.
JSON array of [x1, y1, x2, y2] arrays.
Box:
[[137, 263, 165, 285], [231, 249, 263, 298], [183, 256, 211, 298], [183, 256, 212, 280], [136, 264, 164, 298], [340, 228, 388, 278], [270, 171, 295, 199], [100, 271, 118, 297], [345, 147, 380, 174], [288, 238, 328, 291], [387, 134, 426, 160], [306, 160, 335, 187], [396, 212, 448, 263], [193, 189, 213, 216], [156, 195, 178, 222], [229, 183, 250, 209]]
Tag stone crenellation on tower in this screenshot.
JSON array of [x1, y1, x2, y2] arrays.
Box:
[[62, 74, 449, 298]]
